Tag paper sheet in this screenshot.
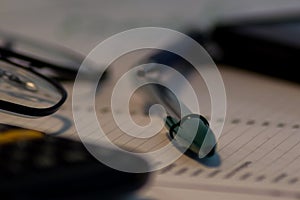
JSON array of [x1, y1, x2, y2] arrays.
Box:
[[1, 66, 300, 199]]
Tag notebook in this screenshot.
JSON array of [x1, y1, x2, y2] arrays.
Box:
[[1, 65, 300, 200]]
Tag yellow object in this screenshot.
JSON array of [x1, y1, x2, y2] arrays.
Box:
[[0, 129, 44, 144]]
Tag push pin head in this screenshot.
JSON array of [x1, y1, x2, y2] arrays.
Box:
[[165, 114, 216, 158]]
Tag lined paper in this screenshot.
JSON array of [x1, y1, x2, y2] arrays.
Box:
[[1, 66, 300, 199]]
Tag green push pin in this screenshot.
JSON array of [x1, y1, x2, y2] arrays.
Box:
[[165, 114, 217, 158]]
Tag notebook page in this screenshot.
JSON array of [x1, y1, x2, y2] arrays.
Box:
[[1, 66, 300, 199]]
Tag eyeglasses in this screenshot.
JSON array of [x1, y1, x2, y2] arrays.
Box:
[[0, 30, 86, 117]]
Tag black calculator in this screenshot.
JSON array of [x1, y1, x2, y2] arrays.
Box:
[[0, 124, 150, 200]]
